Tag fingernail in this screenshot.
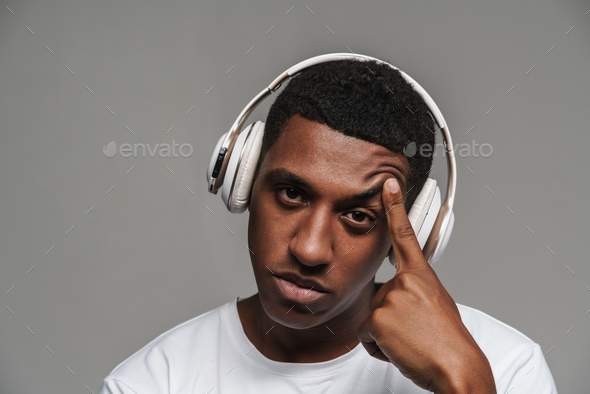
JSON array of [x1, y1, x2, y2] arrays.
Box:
[[387, 178, 399, 193]]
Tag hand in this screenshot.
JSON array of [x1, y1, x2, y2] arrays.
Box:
[[357, 178, 496, 393]]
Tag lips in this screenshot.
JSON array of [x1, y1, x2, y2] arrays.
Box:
[[273, 275, 329, 304], [273, 272, 330, 293]]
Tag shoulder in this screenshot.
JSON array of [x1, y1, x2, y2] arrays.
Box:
[[456, 303, 536, 352], [99, 301, 231, 394], [456, 304, 557, 393]]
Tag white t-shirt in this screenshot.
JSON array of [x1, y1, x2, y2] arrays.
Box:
[[99, 297, 557, 394]]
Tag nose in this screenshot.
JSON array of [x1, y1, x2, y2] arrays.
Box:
[[288, 205, 334, 267]]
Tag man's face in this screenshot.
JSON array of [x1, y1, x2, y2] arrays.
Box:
[[247, 114, 410, 330]]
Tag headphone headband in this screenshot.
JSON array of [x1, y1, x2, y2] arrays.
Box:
[[207, 53, 457, 263]]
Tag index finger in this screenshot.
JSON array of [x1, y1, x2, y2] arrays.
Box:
[[382, 177, 431, 272]]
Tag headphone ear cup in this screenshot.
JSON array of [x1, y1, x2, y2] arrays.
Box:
[[207, 132, 228, 184], [221, 121, 264, 213]]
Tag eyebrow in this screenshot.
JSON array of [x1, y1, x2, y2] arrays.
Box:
[[265, 168, 386, 201], [350, 182, 386, 200]]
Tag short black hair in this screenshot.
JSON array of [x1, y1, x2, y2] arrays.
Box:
[[255, 57, 436, 211]]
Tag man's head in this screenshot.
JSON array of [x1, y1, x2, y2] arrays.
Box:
[[246, 58, 436, 330], [254, 58, 435, 211]]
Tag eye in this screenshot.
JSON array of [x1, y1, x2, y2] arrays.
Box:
[[279, 187, 303, 202], [345, 211, 375, 224]]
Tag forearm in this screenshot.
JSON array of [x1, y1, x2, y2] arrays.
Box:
[[434, 349, 496, 394]]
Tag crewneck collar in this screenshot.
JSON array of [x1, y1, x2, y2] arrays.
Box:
[[224, 296, 367, 377]]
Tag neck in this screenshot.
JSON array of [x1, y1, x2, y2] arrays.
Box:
[[237, 281, 378, 363]]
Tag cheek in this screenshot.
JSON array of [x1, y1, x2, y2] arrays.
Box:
[[339, 226, 391, 283], [247, 190, 291, 260]]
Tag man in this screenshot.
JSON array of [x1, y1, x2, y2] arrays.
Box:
[[100, 58, 557, 393]]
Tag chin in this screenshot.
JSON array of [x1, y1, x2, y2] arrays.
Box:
[[258, 292, 327, 330]]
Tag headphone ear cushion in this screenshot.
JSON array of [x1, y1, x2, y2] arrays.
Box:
[[226, 121, 264, 213], [221, 124, 252, 209]]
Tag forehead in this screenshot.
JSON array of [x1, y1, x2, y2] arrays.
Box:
[[262, 115, 409, 189]]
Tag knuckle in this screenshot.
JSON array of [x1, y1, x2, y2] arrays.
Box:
[[379, 294, 400, 314], [382, 290, 398, 307], [394, 272, 427, 297], [394, 223, 416, 241], [368, 307, 386, 330], [393, 272, 447, 306], [387, 199, 404, 211], [395, 271, 419, 288]]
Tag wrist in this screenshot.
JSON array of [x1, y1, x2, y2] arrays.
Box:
[[434, 350, 496, 394]]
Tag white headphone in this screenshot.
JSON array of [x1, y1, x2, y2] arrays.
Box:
[[206, 53, 457, 265]]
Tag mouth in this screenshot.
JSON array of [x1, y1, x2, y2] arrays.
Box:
[[272, 273, 330, 304]]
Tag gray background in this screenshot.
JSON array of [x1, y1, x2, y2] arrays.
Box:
[[0, 0, 588, 392]]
